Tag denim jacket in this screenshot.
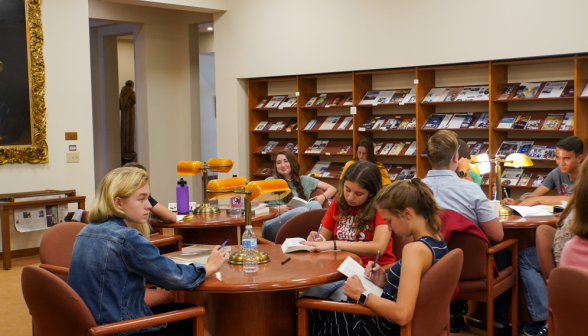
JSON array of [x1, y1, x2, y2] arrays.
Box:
[[67, 217, 207, 336]]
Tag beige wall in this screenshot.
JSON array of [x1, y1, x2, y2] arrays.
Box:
[[211, 0, 588, 178], [117, 38, 135, 92], [0, 0, 95, 252]]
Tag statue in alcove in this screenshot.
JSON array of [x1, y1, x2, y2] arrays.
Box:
[[119, 80, 136, 165]]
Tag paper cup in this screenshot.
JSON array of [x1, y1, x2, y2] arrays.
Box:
[[489, 200, 501, 217]]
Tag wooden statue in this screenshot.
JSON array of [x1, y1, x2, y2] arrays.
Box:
[[119, 80, 136, 165]]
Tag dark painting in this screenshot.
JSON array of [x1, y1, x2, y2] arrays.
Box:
[[0, 0, 32, 146]]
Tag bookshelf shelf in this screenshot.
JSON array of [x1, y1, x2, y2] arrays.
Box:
[[247, 54, 588, 193]]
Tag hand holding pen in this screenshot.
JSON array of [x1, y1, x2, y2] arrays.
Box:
[[369, 251, 380, 278]]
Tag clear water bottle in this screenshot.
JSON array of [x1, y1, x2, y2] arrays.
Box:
[[230, 195, 242, 218], [492, 182, 497, 200], [242, 225, 258, 273]]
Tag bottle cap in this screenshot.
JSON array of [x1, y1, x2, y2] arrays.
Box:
[[177, 178, 187, 187], [246, 225, 252, 229]]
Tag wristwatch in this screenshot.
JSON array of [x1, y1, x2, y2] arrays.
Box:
[[457, 171, 467, 178], [359, 290, 371, 305]]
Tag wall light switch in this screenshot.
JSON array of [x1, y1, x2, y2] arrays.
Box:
[[66, 152, 80, 163]]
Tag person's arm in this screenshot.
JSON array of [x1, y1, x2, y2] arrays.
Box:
[[520, 195, 571, 206], [313, 181, 336, 205], [457, 158, 475, 183], [480, 218, 504, 242], [504, 186, 551, 205], [151, 203, 177, 223], [301, 224, 391, 257], [343, 242, 432, 326]]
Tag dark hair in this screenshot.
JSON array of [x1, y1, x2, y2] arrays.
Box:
[[375, 178, 442, 234], [273, 151, 306, 203], [569, 159, 588, 238], [426, 130, 458, 169], [354, 137, 379, 164], [555, 136, 584, 157], [335, 161, 383, 239], [457, 139, 470, 160], [123, 162, 147, 171]]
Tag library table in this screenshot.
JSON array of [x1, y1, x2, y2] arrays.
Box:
[[150, 208, 277, 246], [179, 244, 360, 336]]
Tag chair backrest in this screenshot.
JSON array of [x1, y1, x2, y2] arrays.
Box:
[[39, 222, 86, 280], [411, 249, 463, 336], [548, 266, 588, 336], [536, 224, 556, 281], [447, 231, 488, 280], [274, 208, 327, 244], [309, 189, 329, 209], [80, 210, 90, 224], [22, 266, 97, 335]]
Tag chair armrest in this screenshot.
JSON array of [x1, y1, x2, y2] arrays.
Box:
[[88, 306, 205, 336], [149, 235, 182, 247], [487, 238, 518, 255], [257, 237, 275, 245], [297, 298, 376, 316], [39, 264, 69, 276]]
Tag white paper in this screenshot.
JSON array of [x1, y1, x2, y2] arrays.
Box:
[[506, 205, 553, 217], [338, 116, 353, 130], [319, 116, 341, 130], [337, 257, 383, 296], [14, 207, 47, 232], [538, 82, 567, 98]]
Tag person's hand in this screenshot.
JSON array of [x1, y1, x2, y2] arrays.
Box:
[[502, 198, 516, 205], [457, 157, 471, 172], [520, 197, 541, 206], [306, 231, 325, 242], [300, 240, 332, 252], [204, 246, 226, 277], [364, 261, 386, 287], [343, 275, 366, 301], [276, 205, 292, 215]]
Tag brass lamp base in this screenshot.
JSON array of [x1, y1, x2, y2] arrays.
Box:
[[228, 249, 271, 265], [195, 203, 220, 214], [500, 204, 514, 216]]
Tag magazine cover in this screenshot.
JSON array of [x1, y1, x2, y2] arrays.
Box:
[[284, 143, 295, 152], [306, 140, 322, 153], [455, 87, 481, 101], [475, 112, 490, 128], [383, 118, 399, 130], [262, 122, 274, 131], [440, 87, 463, 102], [279, 95, 297, 108], [318, 116, 341, 130], [262, 141, 279, 153], [374, 143, 384, 154], [269, 121, 285, 131], [404, 141, 418, 155], [255, 121, 268, 130], [361, 117, 377, 129], [401, 88, 417, 104], [512, 115, 531, 130], [470, 142, 484, 156], [538, 82, 567, 98], [285, 118, 298, 131], [447, 114, 468, 129], [475, 86, 490, 101], [314, 93, 328, 107], [406, 117, 417, 129], [423, 114, 446, 129], [343, 95, 353, 105], [305, 97, 318, 107], [497, 115, 517, 129], [496, 141, 520, 157], [559, 112, 574, 131], [304, 119, 317, 130], [390, 89, 411, 103], [525, 120, 541, 130], [532, 174, 547, 187], [517, 141, 534, 155], [438, 114, 453, 129], [528, 145, 546, 159], [265, 95, 286, 108], [379, 143, 394, 155], [497, 84, 516, 100], [541, 113, 565, 130], [359, 91, 380, 105], [560, 85, 574, 98], [256, 99, 268, 108], [512, 82, 541, 99], [308, 161, 330, 177], [372, 118, 385, 129], [518, 173, 533, 186], [329, 95, 344, 107], [374, 91, 395, 104], [422, 88, 447, 103], [338, 146, 351, 154], [460, 114, 475, 128], [542, 145, 556, 160], [338, 117, 353, 130], [501, 168, 523, 186], [315, 140, 328, 154]]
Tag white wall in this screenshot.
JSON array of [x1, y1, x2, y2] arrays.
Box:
[[211, 0, 588, 178], [0, 0, 95, 252], [117, 38, 135, 91], [199, 53, 217, 162]]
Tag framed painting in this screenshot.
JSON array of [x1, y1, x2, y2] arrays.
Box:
[[0, 0, 47, 164]]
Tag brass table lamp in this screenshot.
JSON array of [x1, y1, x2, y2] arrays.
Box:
[[470, 153, 534, 215], [177, 159, 234, 214], [207, 178, 291, 264]]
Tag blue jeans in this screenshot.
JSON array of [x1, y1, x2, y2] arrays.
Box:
[[301, 279, 347, 301], [261, 201, 322, 242], [519, 247, 548, 321]]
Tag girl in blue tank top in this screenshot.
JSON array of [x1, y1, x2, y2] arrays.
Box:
[[309, 178, 449, 336]]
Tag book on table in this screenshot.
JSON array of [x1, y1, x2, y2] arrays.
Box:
[[281, 238, 313, 253]]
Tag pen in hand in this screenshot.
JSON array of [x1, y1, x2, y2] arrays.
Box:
[[503, 187, 509, 199], [315, 224, 323, 240], [369, 251, 380, 279], [218, 239, 229, 250]]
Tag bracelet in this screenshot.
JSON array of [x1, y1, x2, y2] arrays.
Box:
[[333, 240, 337, 250]]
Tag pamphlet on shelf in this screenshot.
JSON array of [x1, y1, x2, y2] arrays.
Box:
[[422, 88, 447, 103], [306, 97, 318, 107], [337, 257, 383, 297], [329, 95, 344, 107], [374, 90, 395, 104], [423, 114, 446, 129], [343, 95, 353, 105], [447, 114, 468, 129], [456, 87, 482, 101], [582, 83, 588, 97], [525, 120, 541, 130], [538, 82, 567, 98], [338, 116, 352, 130], [262, 141, 279, 153], [559, 112, 574, 131], [284, 118, 298, 131], [374, 143, 383, 154], [338, 146, 351, 154], [541, 113, 565, 130], [512, 115, 531, 130], [304, 119, 317, 130], [315, 94, 328, 107], [401, 88, 417, 104], [460, 114, 475, 128], [255, 121, 268, 130], [265, 95, 286, 108], [279, 95, 297, 108], [262, 122, 273, 131], [501, 168, 523, 186], [284, 142, 296, 152], [390, 89, 411, 103], [372, 118, 385, 130], [518, 173, 533, 186], [497, 84, 516, 100], [256, 99, 267, 108], [359, 91, 380, 105], [319, 116, 341, 130], [497, 116, 516, 129], [512, 83, 541, 99], [404, 141, 417, 156], [474, 112, 489, 128], [542, 146, 556, 160], [379, 143, 394, 155], [440, 87, 463, 102], [532, 174, 548, 187], [269, 121, 285, 131]]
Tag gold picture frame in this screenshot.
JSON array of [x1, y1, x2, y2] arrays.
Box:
[[0, 0, 48, 164]]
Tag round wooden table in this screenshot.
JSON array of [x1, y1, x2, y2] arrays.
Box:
[[182, 244, 361, 336], [151, 208, 278, 245]]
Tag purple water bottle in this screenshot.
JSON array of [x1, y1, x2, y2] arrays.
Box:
[[176, 178, 190, 214]]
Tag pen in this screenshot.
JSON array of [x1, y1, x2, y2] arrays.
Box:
[[503, 187, 509, 199], [218, 239, 229, 250], [315, 224, 323, 240], [281, 257, 291, 265], [369, 251, 380, 278]]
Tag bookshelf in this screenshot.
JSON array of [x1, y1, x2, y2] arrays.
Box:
[[248, 54, 588, 200]]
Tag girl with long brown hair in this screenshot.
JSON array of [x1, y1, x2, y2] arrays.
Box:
[[262, 150, 336, 242], [300, 161, 395, 300], [340, 137, 392, 186]]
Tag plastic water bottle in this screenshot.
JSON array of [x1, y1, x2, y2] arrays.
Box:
[[230, 195, 242, 218], [492, 182, 497, 200], [176, 178, 190, 214], [242, 225, 258, 273]]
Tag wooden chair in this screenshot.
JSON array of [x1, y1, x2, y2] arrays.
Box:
[[39, 222, 174, 307], [22, 266, 205, 336], [535, 225, 557, 282], [548, 266, 588, 336], [447, 232, 518, 336], [296, 249, 463, 336]]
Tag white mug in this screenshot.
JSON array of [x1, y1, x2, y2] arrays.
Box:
[[489, 200, 501, 217]]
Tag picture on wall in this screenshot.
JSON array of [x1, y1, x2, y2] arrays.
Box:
[[0, 0, 48, 164]]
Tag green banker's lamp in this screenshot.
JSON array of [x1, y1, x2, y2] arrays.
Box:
[[470, 152, 534, 215], [177, 159, 234, 214], [207, 177, 291, 264]]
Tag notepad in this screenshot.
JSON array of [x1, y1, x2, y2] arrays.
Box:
[[337, 257, 383, 296], [506, 205, 553, 217]]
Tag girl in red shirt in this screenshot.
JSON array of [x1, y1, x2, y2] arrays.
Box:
[[301, 161, 395, 300]]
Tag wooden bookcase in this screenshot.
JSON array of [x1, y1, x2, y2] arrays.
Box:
[[248, 54, 588, 198]]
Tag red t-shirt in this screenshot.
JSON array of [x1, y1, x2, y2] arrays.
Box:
[[321, 201, 395, 266]]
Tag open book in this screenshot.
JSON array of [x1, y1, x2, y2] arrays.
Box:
[[168, 245, 231, 265], [337, 257, 383, 296], [287, 196, 308, 208], [282, 238, 312, 253]]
